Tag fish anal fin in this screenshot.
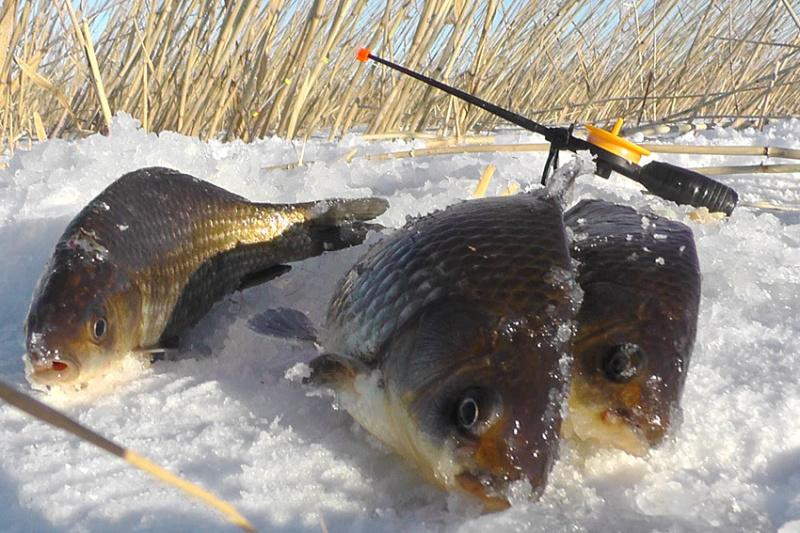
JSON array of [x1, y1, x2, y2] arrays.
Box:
[[238, 264, 292, 291], [138, 345, 179, 363], [247, 308, 318, 343], [305, 353, 368, 390]]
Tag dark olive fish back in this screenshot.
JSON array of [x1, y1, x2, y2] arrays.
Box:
[[324, 193, 575, 362], [566, 199, 700, 357], [59, 168, 250, 270]]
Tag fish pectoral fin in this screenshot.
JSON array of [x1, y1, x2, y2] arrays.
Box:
[[237, 264, 292, 291], [247, 308, 318, 343], [305, 354, 367, 389]]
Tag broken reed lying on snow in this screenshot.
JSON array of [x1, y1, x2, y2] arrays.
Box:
[[2, 0, 800, 151]]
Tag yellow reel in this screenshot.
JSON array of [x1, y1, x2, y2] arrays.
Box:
[[585, 119, 651, 164]]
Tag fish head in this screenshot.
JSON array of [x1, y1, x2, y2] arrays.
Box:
[[24, 246, 141, 386], [379, 298, 569, 509], [565, 282, 698, 455]]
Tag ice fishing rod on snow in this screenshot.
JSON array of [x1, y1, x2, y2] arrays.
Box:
[[356, 48, 739, 215]]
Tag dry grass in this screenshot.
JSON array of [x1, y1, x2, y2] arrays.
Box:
[[2, 0, 800, 156], [262, 139, 800, 175]]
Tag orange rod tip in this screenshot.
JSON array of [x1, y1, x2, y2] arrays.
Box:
[[356, 48, 371, 62]]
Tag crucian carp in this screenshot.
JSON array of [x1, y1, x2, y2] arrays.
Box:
[[562, 199, 700, 455], [25, 167, 388, 388], [254, 189, 581, 509]]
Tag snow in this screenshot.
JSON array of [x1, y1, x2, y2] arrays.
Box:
[[1, 113, 799, 532]]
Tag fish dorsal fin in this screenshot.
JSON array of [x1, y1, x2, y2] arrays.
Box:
[[247, 308, 318, 343], [545, 155, 596, 207]]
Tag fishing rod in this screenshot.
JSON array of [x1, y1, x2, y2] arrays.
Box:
[[356, 48, 739, 215]]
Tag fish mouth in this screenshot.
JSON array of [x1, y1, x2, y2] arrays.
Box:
[[563, 402, 650, 456], [27, 355, 81, 384], [454, 471, 511, 511]]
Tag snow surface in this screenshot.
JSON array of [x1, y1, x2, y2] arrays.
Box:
[[1, 114, 799, 532]]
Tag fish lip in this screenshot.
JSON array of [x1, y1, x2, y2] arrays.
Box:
[[27, 354, 81, 384], [454, 471, 511, 511], [605, 406, 639, 427], [564, 402, 652, 456], [606, 406, 669, 448]]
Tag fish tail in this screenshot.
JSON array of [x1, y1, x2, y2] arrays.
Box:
[[309, 220, 384, 250], [294, 197, 388, 251], [303, 197, 390, 224], [252, 196, 387, 265]]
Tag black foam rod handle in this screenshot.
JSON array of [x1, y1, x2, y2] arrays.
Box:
[[637, 161, 738, 215]]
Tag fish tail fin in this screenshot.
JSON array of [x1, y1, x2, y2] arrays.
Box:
[[304, 197, 389, 224], [245, 196, 386, 266], [288, 196, 388, 254], [308, 220, 383, 251]]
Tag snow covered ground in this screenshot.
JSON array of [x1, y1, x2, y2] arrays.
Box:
[[0, 114, 798, 532]]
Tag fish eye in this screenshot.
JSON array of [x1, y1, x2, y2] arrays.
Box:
[[454, 388, 501, 435], [602, 343, 646, 383], [92, 317, 108, 342], [458, 397, 479, 429]]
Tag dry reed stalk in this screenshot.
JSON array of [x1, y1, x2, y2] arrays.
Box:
[[359, 143, 551, 161], [473, 163, 496, 198], [0, 380, 255, 533], [13, 56, 78, 121], [141, 50, 148, 133], [177, 21, 200, 133], [423, 136, 496, 149], [639, 144, 800, 160], [742, 200, 800, 211], [688, 207, 727, 223], [711, 35, 800, 49], [73, 16, 112, 130], [500, 182, 520, 196], [32, 110, 46, 140], [0, 0, 16, 88], [4, 0, 800, 149], [285, 0, 355, 139], [358, 142, 800, 162], [264, 139, 800, 176], [781, 0, 800, 31], [690, 163, 800, 175]]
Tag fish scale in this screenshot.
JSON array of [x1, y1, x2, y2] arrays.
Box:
[[92, 172, 307, 346], [323, 193, 574, 362], [567, 200, 699, 329]]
